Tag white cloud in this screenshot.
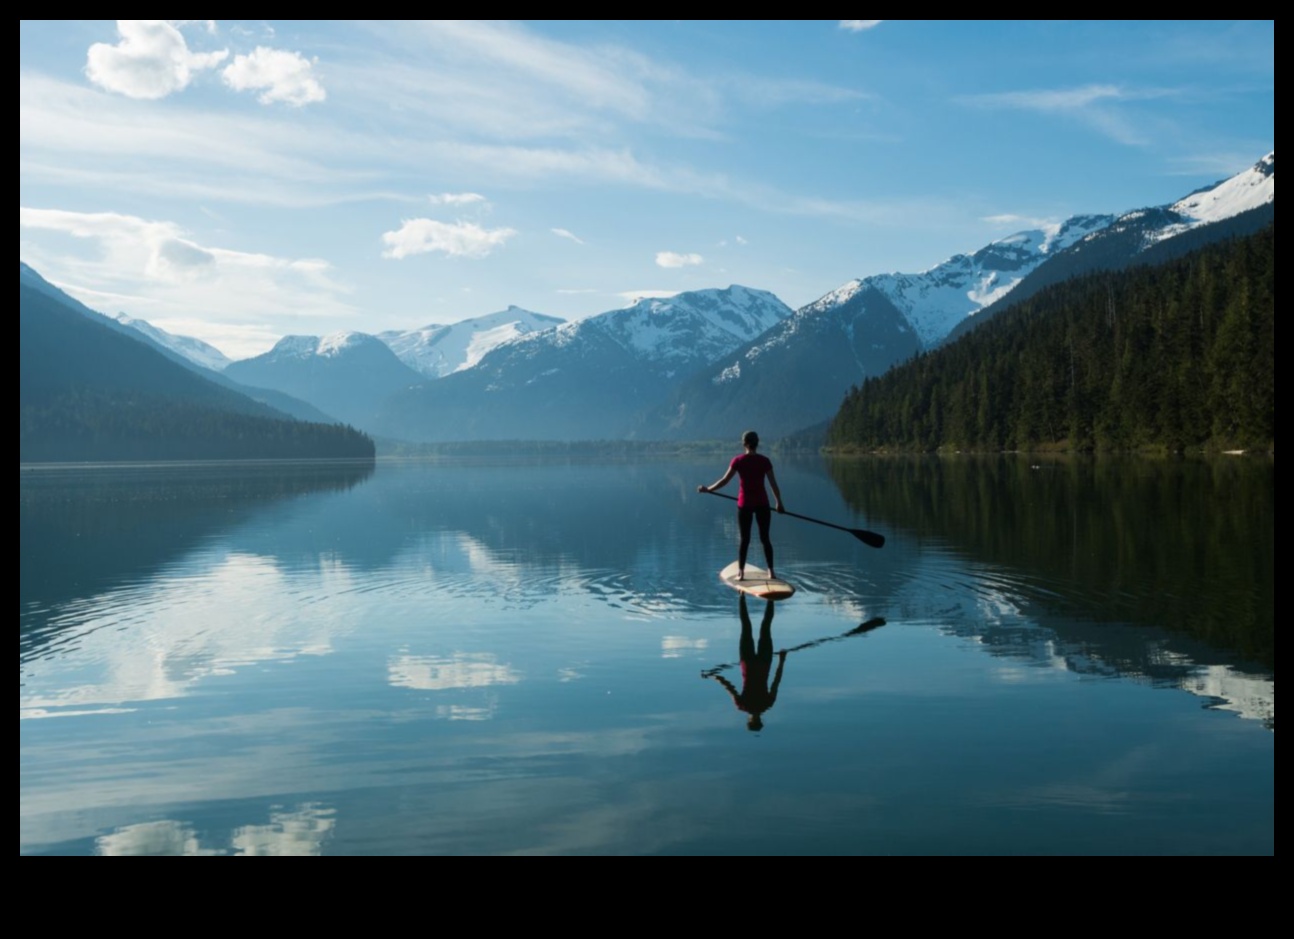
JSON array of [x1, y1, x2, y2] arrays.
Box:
[[382, 218, 518, 259], [222, 47, 325, 106], [85, 20, 229, 100], [429, 192, 487, 206], [839, 21, 883, 32], [20, 208, 214, 281], [19, 206, 354, 358], [655, 251, 703, 268], [618, 289, 679, 303], [982, 213, 1055, 228], [551, 228, 584, 244]]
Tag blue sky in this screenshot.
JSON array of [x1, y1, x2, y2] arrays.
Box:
[[20, 20, 1274, 359]]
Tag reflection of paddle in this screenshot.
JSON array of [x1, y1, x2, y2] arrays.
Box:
[[702, 491, 885, 548], [782, 617, 886, 654], [702, 617, 886, 676]]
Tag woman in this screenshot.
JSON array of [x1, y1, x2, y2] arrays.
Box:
[[698, 430, 784, 580]]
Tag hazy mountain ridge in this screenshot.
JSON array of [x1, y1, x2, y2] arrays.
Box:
[[224, 331, 423, 430], [19, 281, 373, 461], [19, 263, 337, 424]]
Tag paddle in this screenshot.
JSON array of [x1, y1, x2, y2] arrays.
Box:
[[702, 491, 885, 548]]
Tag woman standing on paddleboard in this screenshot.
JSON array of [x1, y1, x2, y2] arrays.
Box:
[[698, 430, 784, 580]]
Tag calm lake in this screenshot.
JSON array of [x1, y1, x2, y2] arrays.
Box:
[[19, 453, 1273, 855]]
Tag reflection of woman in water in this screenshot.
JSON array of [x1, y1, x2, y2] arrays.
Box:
[[707, 594, 787, 731]]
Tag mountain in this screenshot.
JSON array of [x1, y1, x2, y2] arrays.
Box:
[[945, 152, 1275, 343], [19, 263, 339, 425], [20, 279, 374, 462], [374, 285, 793, 442], [113, 313, 232, 372], [826, 222, 1274, 453], [378, 306, 566, 377], [640, 153, 1274, 442], [637, 216, 1112, 440], [224, 332, 424, 431]]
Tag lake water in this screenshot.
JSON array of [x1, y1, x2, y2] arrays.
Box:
[[19, 454, 1273, 855]]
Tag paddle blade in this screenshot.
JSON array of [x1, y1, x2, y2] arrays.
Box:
[[852, 529, 885, 549]]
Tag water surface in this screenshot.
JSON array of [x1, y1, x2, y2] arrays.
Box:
[[20, 455, 1273, 855]]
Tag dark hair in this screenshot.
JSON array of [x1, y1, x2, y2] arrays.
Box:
[[742, 430, 759, 448]]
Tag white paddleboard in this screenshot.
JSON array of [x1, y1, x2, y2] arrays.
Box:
[[719, 561, 796, 600]]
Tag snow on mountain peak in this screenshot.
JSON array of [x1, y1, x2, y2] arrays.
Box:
[[380, 307, 566, 377], [111, 312, 232, 372], [317, 332, 368, 357], [594, 285, 792, 365], [1172, 151, 1274, 224]]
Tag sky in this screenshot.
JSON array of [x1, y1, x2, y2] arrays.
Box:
[[20, 20, 1274, 360]]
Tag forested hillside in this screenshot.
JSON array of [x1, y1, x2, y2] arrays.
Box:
[[827, 225, 1273, 453], [20, 285, 375, 462]]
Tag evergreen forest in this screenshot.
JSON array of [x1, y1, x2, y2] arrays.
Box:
[[826, 224, 1274, 453]]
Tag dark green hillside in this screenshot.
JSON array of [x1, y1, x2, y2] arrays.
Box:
[[20, 284, 374, 461], [827, 225, 1273, 453]]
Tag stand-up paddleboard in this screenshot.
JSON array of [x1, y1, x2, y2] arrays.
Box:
[[719, 561, 796, 600]]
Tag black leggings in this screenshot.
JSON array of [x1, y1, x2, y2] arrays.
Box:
[[737, 506, 774, 571]]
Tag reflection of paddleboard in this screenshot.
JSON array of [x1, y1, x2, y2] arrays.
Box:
[[719, 561, 796, 600]]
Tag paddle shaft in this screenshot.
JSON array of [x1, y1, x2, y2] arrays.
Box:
[[703, 490, 885, 548]]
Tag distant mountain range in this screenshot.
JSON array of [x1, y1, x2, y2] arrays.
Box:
[[22, 152, 1274, 447], [373, 285, 794, 441]]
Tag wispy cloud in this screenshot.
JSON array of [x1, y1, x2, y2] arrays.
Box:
[[958, 83, 1179, 147], [617, 289, 679, 303], [222, 46, 325, 106], [981, 213, 1056, 229], [382, 218, 517, 259], [429, 192, 487, 206], [551, 228, 584, 244], [655, 251, 703, 268], [85, 20, 228, 100], [963, 84, 1129, 111], [839, 21, 882, 32]]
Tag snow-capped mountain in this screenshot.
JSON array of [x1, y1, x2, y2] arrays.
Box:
[[378, 306, 565, 378], [225, 331, 423, 431], [374, 285, 793, 442], [945, 151, 1276, 344], [113, 313, 232, 372], [865, 215, 1114, 347], [536, 285, 793, 376], [1169, 151, 1274, 228], [640, 152, 1275, 441]]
